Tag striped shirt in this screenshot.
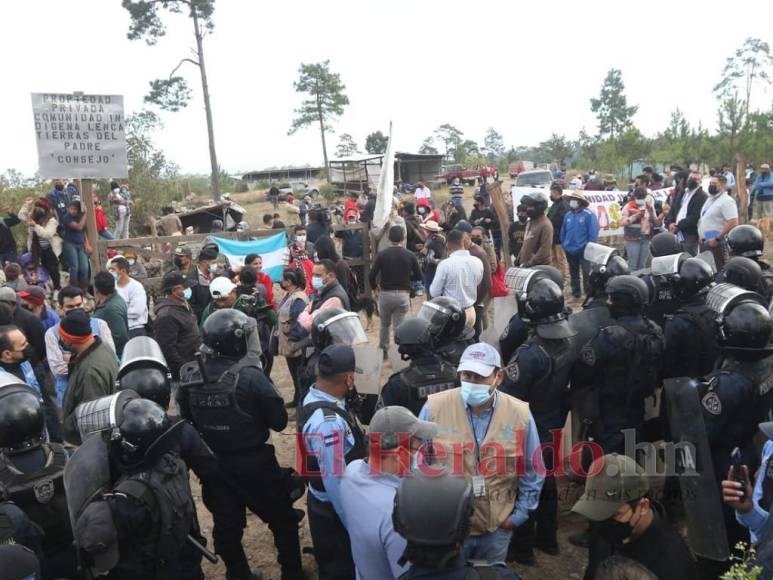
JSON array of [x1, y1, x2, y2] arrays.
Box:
[[429, 249, 483, 308]]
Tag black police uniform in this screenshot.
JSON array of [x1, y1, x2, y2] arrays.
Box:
[[102, 437, 194, 580], [569, 299, 611, 346], [639, 273, 679, 327], [178, 355, 303, 580], [0, 361, 61, 444], [663, 297, 720, 379], [0, 501, 44, 560], [498, 314, 530, 365], [572, 315, 664, 454], [380, 354, 458, 416], [502, 324, 578, 558]]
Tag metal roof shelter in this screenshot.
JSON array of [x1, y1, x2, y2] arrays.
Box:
[[241, 166, 324, 186], [328, 152, 444, 191]]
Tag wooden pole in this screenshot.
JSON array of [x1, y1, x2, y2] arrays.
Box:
[[736, 153, 748, 224], [81, 179, 101, 279], [362, 222, 372, 299], [488, 181, 512, 268]]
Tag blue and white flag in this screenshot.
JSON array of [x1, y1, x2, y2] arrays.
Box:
[[211, 233, 289, 282]]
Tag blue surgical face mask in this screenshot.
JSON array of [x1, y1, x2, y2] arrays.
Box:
[[460, 381, 493, 407], [111, 271, 119, 281], [569, 200, 579, 210], [312, 276, 325, 290], [635, 199, 645, 207], [182, 287, 192, 301]]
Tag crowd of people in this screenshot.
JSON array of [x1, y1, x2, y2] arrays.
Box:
[[1, 164, 773, 580]]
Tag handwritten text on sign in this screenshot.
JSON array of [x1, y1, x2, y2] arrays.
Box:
[[31, 93, 128, 179]]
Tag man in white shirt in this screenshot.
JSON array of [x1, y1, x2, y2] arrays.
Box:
[[699, 174, 739, 271], [414, 181, 432, 202], [430, 229, 483, 328], [722, 165, 736, 194], [110, 256, 148, 338]]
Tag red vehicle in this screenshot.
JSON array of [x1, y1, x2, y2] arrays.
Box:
[[439, 164, 480, 185]]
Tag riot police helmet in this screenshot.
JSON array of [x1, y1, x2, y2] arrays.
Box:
[[720, 301, 773, 351], [311, 308, 367, 351], [606, 275, 650, 310], [722, 256, 763, 292], [201, 308, 258, 359], [674, 257, 715, 301], [650, 232, 681, 258], [522, 278, 565, 322], [0, 382, 46, 454], [584, 242, 629, 295], [418, 297, 466, 343], [111, 398, 171, 469], [117, 336, 172, 409], [532, 265, 564, 289], [728, 224, 764, 259], [393, 471, 474, 557], [395, 318, 434, 360]]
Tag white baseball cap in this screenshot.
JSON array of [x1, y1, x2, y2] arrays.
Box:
[[209, 276, 236, 299], [458, 343, 502, 377]]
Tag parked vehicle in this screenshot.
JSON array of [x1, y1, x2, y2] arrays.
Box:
[[439, 164, 479, 185]]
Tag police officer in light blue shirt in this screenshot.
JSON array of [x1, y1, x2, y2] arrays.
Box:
[[340, 406, 439, 580], [298, 343, 366, 580]]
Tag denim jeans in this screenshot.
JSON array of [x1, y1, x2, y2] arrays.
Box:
[[565, 250, 590, 297], [463, 527, 512, 564], [625, 237, 651, 272], [98, 230, 115, 240], [61, 241, 89, 286]]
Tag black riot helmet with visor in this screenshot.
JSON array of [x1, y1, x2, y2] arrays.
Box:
[[674, 257, 715, 301], [728, 224, 764, 259], [395, 317, 435, 360], [721, 257, 763, 293], [110, 398, 176, 472], [417, 297, 466, 344], [311, 308, 367, 351], [0, 376, 47, 454], [201, 308, 261, 359], [705, 283, 771, 353], [650, 232, 681, 258], [584, 242, 630, 296], [116, 336, 173, 409], [606, 275, 650, 316]]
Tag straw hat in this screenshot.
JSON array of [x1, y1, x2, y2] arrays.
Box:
[[420, 220, 443, 233], [565, 190, 588, 204]]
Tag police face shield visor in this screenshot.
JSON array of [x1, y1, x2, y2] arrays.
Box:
[[317, 312, 367, 346], [418, 301, 454, 335], [706, 282, 765, 320], [242, 316, 263, 356], [504, 267, 540, 304], [583, 242, 616, 269], [651, 253, 688, 278]]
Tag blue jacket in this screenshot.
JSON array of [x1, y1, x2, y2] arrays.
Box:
[[752, 173, 773, 201], [560, 208, 598, 254]]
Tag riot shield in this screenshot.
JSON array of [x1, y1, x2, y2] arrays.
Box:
[[696, 251, 717, 274], [504, 267, 539, 302], [480, 296, 519, 347], [651, 253, 687, 277], [706, 282, 765, 318], [118, 336, 170, 378], [387, 344, 409, 373], [63, 434, 111, 536], [353, 345, 384, 396], [568, 306, 610, 346], [664, 377, 729, 562]]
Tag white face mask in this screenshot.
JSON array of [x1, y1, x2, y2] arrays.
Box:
[[569, 200, 579, 210]]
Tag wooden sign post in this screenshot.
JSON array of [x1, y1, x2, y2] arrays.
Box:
[[80, 179, 101, 276]]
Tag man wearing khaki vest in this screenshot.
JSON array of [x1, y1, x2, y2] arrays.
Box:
[[418, 342, 544, 564]]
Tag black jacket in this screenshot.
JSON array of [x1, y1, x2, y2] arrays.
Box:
[[667, 188, 707, 236], [13, 307, 45, 365], [310, 280, 350, 312], [153, 297, 200, 378], [0, 213, 21, 256], [547, 199, 569, 245]]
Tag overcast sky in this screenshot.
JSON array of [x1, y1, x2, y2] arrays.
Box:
[[3, 0, 772, 177]]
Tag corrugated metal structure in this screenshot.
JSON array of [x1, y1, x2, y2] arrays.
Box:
[[328, 152, 444, 191], [241, 166, 324, 186]]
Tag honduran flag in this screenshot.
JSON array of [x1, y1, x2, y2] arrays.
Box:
[[211, 233, 289, 282]]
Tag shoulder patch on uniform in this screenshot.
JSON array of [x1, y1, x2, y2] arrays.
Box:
[[760, 376, 773, 397], [581, 345, 596, 366], [701, 391, 722, 415], [505, 362, 519, 383], [499, 325, 510, 342]]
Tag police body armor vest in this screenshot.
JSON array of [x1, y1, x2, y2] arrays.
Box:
[[672, 302, 720, 376], [514, 334, 576, 428], [645, 276, 678, 325], [0, 443, 70, 547], [186, 355, 264, 453], [112, 450, 194, 580], [399, 358, 458, 415], [296, 402, 367, 492]]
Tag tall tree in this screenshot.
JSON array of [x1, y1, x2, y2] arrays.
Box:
[[335, 133, 359, 157], [539, 133, 574, 164], [713, 37, 772, 116], [717, 92, 747, 153], [456, 140, 481, 165], [288, 60, 349, 169], [418, 137, 439, 155], [482, 127, 505, 161], [365, 131, 388, 154], [123, 0, 222, 200], [590, 69, 638, 139], [433, 124, 464, 159]]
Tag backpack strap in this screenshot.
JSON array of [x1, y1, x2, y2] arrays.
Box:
[[218, 354, 263, 389]]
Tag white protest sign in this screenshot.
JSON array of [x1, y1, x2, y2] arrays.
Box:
[[512, 187, 673, 238], [31, 93, 128, 178]]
